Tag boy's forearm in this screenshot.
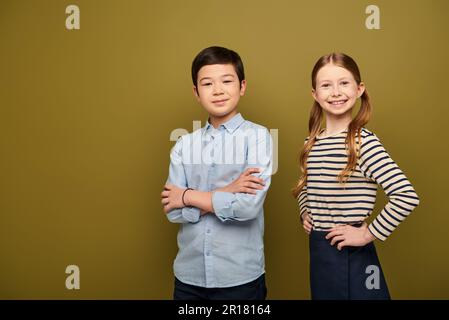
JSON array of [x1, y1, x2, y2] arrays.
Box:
[[184, 190, 214, 213]]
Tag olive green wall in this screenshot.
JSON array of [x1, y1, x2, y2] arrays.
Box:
[[1, 0, 448, 299]]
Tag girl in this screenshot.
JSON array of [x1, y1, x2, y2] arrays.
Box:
[[292, 53, 419, 300]]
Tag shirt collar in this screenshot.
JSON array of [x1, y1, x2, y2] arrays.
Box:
[[204, 113, 245, 135]]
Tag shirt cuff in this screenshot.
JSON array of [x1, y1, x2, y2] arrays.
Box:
[[299, 209, 307, 222], [368, 223, 387, 242], [181, 207, 201, 223], [212, 191, 236, 222]]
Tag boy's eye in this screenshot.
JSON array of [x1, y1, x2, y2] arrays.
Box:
[[321, 83, 330, 88], [201, 82, 212, 86], [341, 81, 349, 85]]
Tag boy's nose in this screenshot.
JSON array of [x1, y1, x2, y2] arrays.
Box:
[[213, 85, 224, 95]]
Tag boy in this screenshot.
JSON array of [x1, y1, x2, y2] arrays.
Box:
[[161, 46, 273, 300]]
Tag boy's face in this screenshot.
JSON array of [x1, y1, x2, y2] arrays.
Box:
[[194, 64, 246, 124]]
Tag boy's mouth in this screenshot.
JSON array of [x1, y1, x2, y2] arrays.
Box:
[[212, 99, 229, 106], [328, 99, 348, 105]]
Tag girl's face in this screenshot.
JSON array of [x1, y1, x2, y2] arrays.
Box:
[[312, 64, 365, 118]]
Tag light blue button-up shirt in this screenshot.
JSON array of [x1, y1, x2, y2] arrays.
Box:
[[165, 113, 273, 288]]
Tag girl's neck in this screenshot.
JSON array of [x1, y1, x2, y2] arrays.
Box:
[[323, 113, 352, 137]]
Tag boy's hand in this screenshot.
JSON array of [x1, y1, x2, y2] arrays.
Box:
[[161, 184, 186, 213], [217, 168, 265, 195], [325, 222, 376, 250], [302, 212, 313, 234]]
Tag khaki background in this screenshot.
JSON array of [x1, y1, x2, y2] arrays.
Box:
[[0, 0, 448, 299]]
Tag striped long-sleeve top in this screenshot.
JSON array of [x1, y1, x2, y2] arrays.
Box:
[[297, 127, 420, 241]]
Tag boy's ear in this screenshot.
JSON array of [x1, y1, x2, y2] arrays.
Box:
[[193, 86, 200, 100], [239, 80, 247, 96], [357, 82, 366, 98]]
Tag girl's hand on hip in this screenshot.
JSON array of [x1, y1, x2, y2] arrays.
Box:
[[325, 222, 376, 250], [302, 212, 313, 234]]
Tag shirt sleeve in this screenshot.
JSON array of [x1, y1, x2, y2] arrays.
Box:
[[297, 185, 309, 222], [165, 137, 201, 224], [211, 128, 273, 222], [296, 137, 310, 222], [359, 132, 420, 241]]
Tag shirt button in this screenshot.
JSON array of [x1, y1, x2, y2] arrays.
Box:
[[207, 229, 211, 234]]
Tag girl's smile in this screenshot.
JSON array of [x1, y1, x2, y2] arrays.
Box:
[[327, 99, 349, 106]]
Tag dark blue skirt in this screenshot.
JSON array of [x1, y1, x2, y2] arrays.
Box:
[[309, 229, 390, 300]]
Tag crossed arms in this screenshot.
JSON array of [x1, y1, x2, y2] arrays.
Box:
[[161, 133, 272, 223]]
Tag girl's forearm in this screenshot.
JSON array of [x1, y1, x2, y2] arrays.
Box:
[[184, 189, 214, 213]]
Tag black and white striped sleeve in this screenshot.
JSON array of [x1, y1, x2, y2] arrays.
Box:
[[359, 133, 420, 241]]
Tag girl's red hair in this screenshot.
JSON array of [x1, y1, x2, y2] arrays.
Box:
[[292, 53, 372, 198]]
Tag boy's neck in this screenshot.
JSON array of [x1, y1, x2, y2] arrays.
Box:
[[209, 110, 238, 129]]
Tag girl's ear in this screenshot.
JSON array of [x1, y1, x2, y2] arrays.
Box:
[[357, 82, 366, 98], [239, 79, 247, 96], [311, 89, 318, 101]]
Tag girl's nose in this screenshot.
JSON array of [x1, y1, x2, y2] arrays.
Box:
[[331, 86, 341, 96]]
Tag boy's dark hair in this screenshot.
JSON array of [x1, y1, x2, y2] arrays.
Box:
[[191, 46, 245, 87]]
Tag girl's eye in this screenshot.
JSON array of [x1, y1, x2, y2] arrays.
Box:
[[341, 81, 349, 85], [321, 84, 330, 88], [202, 83, 212, 86], [223, 80, 233, 84]]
